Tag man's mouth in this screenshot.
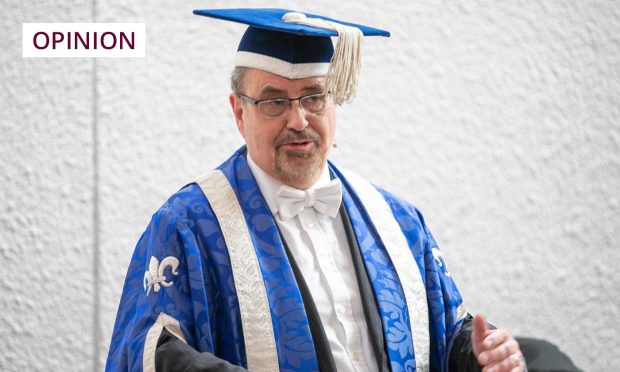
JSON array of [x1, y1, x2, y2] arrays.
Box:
[[280, 140, 313, 150]]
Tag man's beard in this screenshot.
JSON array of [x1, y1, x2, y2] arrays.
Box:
[[273, 129, 326, 188]]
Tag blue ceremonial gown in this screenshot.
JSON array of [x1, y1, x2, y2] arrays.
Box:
[[106, 146, 466, 372]]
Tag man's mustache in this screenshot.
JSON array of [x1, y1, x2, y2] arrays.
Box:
[[275, 129, 321, 147]]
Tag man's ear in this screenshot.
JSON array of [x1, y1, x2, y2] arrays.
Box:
[[229, 93, 245, 137]]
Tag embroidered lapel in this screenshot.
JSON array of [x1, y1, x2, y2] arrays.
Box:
[[331, 163, 431, 371], [219, 151, 320, 371]]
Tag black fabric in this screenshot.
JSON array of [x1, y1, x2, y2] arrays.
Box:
[[155, 328, 247, 372], [340, 203, 390, 372], [516, 337, 582, 372], [276, 224, 338, 372]]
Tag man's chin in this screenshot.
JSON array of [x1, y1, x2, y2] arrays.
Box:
[[281, 149, 313, 159], [274, 151, 325, 188]]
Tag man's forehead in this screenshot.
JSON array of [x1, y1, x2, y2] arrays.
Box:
[[246, 69, 326, 94]]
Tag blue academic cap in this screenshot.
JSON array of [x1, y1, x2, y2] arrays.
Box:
[[193, 8, 390, 104]]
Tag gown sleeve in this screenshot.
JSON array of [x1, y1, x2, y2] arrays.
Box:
[[105, 205, 229, 371]]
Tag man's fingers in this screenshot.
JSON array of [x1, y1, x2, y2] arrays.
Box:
[[478, 335, 517, 364], [470, 315, 525, 371], [509, 363, 527, 372], [478, 337, 520, 367], [482, 329, 511, 350], [481, 351, 525, 372]]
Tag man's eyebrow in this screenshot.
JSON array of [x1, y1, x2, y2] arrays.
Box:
[[257, 83, 326, 98], [258, 86, 288, 97], [301, 83, 325, 94]]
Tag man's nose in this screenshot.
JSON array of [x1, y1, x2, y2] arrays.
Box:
[[285, 100, 308, 131]]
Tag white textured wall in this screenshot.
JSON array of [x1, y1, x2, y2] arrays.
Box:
[[1, 1, 618, 371]]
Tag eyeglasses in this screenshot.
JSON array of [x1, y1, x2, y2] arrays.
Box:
[[238, 92, 333, 118]]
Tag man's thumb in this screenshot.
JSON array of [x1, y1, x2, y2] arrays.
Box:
[[472, 313, 488, 346]]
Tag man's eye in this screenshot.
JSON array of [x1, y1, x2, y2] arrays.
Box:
[[266, 99, 286, 106]]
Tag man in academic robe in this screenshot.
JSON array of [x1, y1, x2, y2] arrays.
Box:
[[106, 8, 526, 372]]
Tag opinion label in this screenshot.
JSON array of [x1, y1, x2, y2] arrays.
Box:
[[23, 23, 145, 58]]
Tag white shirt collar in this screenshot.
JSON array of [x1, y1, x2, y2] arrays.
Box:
[[246, 152, 331, 215]]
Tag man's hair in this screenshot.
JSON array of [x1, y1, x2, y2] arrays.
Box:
[[230, 66, 248, 94]]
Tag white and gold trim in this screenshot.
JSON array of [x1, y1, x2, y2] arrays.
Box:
[[235, 51, 329, 79], [196, 170, 279, 371], [342, 170, 431, 371], [143, 313, 187, 372], [456, 304, 468, 323]]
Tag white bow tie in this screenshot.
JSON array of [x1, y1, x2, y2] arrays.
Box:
[[275, 179, 343, 220]]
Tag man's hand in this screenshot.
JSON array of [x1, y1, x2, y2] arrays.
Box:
[[472, 313, 526, 372]]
